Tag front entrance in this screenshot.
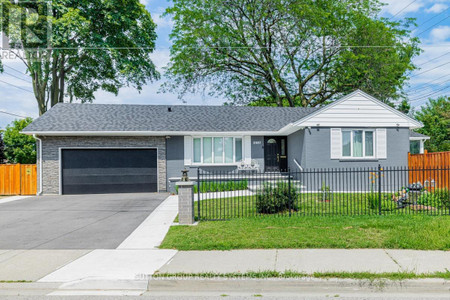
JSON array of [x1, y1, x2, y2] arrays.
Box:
[[264, 137, 288, 172]]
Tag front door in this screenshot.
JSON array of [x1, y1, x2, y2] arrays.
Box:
[[264, 137, 288, 172]]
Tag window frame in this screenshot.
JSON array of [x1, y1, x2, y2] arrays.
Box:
[[341, 129, 375, 159], [192, 136, 243, 165]]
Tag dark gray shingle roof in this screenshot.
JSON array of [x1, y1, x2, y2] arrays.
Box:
[[410, 130, 429, 138], [23, 103, 318, 133]]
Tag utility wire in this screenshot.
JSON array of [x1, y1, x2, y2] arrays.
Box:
[[410, 61, 450, 77], [0, 110, 29, 119], [416, 51, 450, 67], [416, 14, 450, 37], [405, 74, 450, 91], [417, 7, 450, 27], [3, 64, 27, 76], [406, 79, 450, 94], [409, 85, 450, 102], [389, 0, 420, 20], [0, 79, 33, 94], [1, 71, 31, 83]]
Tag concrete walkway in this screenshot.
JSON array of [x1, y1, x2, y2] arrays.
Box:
[[158, 249, 450, 274], [37, 195, 179, 283]]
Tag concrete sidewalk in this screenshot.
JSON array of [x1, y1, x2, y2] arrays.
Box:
[[158, 249, 450, 274]]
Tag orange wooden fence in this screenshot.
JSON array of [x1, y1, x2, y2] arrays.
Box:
[[408, 151, 450, 189], [0, 164, 37, 195]]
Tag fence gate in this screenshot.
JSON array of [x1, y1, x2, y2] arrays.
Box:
[[0, 164, 37, 195]]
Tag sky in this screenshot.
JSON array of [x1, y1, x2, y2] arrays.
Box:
[[0, 0, 449, 128]]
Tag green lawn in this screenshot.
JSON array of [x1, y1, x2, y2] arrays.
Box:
[[160, 215, 450, 250], [195, 193, 448, 220]]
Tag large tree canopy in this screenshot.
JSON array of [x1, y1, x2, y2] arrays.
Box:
[[415, 97, 450, 152], [164, 0, 420, 107], [0, 0, 159, 115]]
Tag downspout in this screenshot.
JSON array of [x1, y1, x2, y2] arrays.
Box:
[[33, 134, 43, 195]]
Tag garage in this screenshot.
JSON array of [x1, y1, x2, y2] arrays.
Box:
[[61, 149, 158, 195]]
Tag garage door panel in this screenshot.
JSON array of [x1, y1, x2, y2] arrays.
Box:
[[62, 149, 158, 195], [63, 174, 158, 185], [62, 183, 158, 195], [63, 168, 157, 177]]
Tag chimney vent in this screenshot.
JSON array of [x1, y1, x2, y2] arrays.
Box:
[[168, 107, 172, 112]]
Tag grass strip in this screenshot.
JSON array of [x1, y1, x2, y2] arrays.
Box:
[[153, 270, 450, 281]]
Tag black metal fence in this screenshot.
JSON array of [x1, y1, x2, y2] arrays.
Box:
[[196, 166, 450, 220]]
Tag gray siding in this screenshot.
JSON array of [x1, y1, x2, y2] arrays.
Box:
[[39, 136, 166, 194], [302, 127, 409, 169], [166, 136, 185, 192], [287, 130, 305, 171], [251, 136, 264, 171]]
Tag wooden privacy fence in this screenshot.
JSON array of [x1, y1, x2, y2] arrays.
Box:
[[408, 151, 450, 189], [0, 164, 37, 195]]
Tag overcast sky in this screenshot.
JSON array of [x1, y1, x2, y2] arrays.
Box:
[[0, 0, 449, 128]]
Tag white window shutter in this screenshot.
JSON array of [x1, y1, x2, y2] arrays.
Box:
[[184, 136, 193, 166], [243, 136, 252, 164], [330, 128, 342, 159], [376, 128, 387, 159]]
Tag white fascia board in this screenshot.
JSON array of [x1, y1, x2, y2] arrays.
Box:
[[410, 137, 430, 141], [21, 130, 295, 136], [291, 90, 423, 129]]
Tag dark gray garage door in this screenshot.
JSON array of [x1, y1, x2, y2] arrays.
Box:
[[62, 149, 158, 195]]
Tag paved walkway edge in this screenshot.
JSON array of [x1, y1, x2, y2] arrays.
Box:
[[117, 195, 178, 249], [0, 196, 32, 205]]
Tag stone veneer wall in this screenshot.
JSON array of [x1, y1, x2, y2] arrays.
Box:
[[38, 136, 166, 194]]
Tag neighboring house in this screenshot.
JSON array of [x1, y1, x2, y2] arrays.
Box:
[[22, 90, 423, 195], [409, 131, 430, 154]]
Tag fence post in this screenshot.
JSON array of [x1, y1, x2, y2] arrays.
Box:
[[197, 168, 201, 220], [378, 164, 382, 216], [288, 169, 291, 217], [177, 180, 195, 225]]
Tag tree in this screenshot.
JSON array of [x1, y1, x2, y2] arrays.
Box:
[[0, 131, 6, 163], [164, 0, 420, 107], [0, 0, 159, 115], [3, 118, 36, 164], [415, 96, 450, 152], [397, 99, 411, 114]]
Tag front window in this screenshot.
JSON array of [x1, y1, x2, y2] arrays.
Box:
[[342, 130, 375, 158], [193, 137, 243, 164]]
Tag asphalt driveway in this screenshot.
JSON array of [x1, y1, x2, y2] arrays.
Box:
[[0, 193, 169, 249]]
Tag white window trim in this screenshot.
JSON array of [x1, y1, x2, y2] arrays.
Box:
[[341, 129, 376, 159], [192, 136, 244, 166]]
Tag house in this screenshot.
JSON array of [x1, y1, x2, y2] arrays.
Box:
[[22, 90, 423, 195], [409, 131, 430, 154]]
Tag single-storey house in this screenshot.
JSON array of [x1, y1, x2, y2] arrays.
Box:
[[22, 90, 424, 195]]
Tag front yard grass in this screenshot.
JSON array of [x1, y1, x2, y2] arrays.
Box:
[[160, 215, 450, 250]]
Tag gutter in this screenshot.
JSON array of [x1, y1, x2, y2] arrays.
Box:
[[33, 134, 43, 196]]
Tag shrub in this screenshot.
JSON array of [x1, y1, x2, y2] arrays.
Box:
[[367, 193, 395, 211], [176, 179, 248, 194], [256, 182, 298, 214], [418, 192, 443, 208], [435, 188, 450, 208]]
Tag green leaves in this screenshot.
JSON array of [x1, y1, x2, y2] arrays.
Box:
[[0, 0, 159, 115], [415, 97, 450, 152], [164, 0, 420, 107], [2, 118, 36, 164]]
